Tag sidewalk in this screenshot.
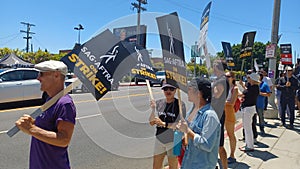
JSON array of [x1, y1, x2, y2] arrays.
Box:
[[164, 110, 300, 169], [224, 111, 300, 169]]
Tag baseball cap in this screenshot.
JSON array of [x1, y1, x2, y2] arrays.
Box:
[[161, 83, 177, 90], [34, 60, 68, 76], [286, 66, 293, 71]]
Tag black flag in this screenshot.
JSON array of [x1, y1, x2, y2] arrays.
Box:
[[156, 12, 187, 92], [61, 29, 138, 100]]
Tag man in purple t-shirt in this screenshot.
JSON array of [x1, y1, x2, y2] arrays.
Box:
[[16, 60, 76, 169]]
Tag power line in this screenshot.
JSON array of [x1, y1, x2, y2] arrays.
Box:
[[32, 37, 47, 51], [164, 0, 299, 35], [0, 33, 22, 46], [0, 33, 21, 40]]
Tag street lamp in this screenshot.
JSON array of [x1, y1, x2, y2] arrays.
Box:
[[74, 24, 84, 44]]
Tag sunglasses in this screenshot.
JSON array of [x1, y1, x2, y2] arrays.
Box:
[[39, 72, 45, 77], [38, 72, 52, 77], [163, 87, 175, 91], [225, 75, 232, 78]]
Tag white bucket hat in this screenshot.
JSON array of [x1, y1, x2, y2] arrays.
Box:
[[249, 73, 260, 83]]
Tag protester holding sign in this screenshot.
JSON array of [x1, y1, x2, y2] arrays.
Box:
[[149, 83, 186, 169], [15, 60, 76, 169], [176, 78, 220, 169]]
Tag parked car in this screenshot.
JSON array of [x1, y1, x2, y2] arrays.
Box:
[[0, 68, 47, 104], [131, 75, 146, 85], [65, 73, 88, 93], [150, 70, 166, 87]]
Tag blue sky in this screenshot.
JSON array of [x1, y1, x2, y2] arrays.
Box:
[[1, 0, 299, 63]]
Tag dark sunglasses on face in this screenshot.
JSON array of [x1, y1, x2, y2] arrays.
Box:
[[38, 72, 45, 77], [39, 72, 51, 77], [163, 87, 175, 91]]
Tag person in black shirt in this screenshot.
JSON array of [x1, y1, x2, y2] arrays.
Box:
[[276, 66, 298, 129], [239, 73, 260, 152], [239, 71, 259, 143], [149, 83, 186, 169]]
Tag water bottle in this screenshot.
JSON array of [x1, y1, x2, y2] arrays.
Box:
[[173, 130, 183, 156]]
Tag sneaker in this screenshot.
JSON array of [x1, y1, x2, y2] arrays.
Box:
[[238, 137, 245, 141], [239, 146, 254, 152], [227, 157, 236, 164]]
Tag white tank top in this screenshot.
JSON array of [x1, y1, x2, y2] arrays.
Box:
[[226, 86, 234, 102]]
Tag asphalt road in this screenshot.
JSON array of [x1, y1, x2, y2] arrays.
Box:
[[0, 86, 190, 169]]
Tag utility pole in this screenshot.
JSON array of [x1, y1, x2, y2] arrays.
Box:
[[268, 0, 281, 109], [20, 22, 35, 53], [131, 0, 147, 46], [74, 24, 84, 45]]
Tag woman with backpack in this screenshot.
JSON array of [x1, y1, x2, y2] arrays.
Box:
[[224, 71, 239, 164]]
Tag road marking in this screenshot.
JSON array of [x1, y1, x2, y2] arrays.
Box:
[[76, 113, 102, 120], [0, 91, 162, 113], [0, 106, 40, 113]]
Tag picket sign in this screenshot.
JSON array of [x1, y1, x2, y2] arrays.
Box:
[[7, 78, 81, 137], [146, 79, 158, 122], [146, 80, 154, 100]]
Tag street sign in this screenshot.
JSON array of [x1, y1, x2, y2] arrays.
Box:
[[265, 44, 276, 58], [191, 44, 200, 58], [280, 44, 292, 65]]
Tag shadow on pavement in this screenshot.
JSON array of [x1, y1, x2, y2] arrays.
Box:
[[264, 123, 279, 129], [229, 161, 250, 169], [255, 141, 269, 148], [259, 132, 278, 138], [243, 149, 278, 162]]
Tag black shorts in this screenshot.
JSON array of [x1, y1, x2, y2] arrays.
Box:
[[219, 113, 225, 147]]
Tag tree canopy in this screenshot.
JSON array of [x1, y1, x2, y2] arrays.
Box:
[[0, 48, 68, 64]]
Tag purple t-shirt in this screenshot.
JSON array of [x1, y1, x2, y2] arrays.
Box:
[[29, 95, 76, 169]]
